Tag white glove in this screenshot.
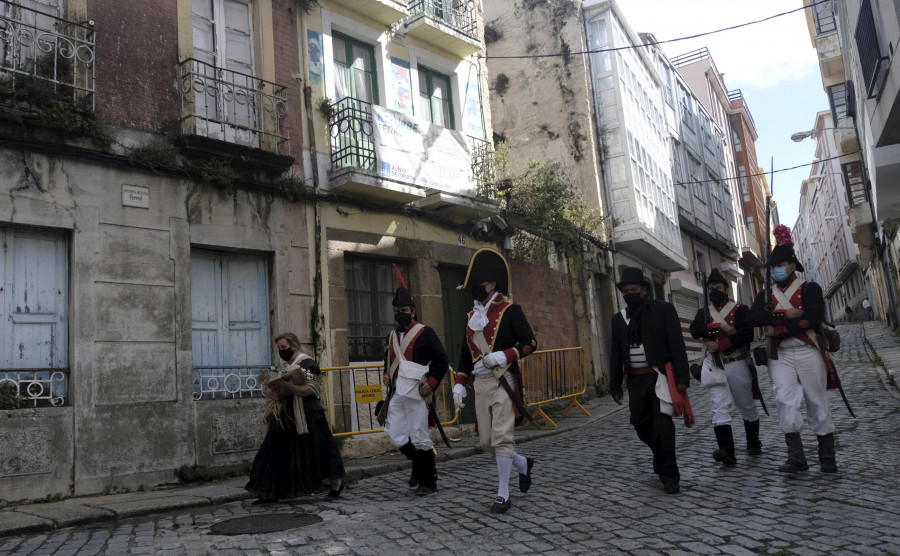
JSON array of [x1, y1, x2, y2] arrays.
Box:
[[482, 351, 507, 369], [453, 383, 467, 408]]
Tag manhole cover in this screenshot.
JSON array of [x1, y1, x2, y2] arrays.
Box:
[[210, 513, 323, 535]]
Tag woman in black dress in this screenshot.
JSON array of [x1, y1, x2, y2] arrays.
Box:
[[245, 333, 345, 503]]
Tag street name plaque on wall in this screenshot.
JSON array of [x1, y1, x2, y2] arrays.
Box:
[[122, 184, 149, 209]]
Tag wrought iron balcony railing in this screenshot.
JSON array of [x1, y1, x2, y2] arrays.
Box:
[[178, 58, 289, 155], [329, 96, 496, 199], [408, 0, 477, 37], [468, 135, 496, 199], [330, 96, 376, 172], [0, 0, 95, 112]]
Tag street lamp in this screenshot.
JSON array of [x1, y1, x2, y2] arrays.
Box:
[[790, 127, 855, 142]]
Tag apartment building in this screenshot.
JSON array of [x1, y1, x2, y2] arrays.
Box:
[[802, 0, 899, 326], [646, 42, 742, 361], [792, 111, 867, 321], [669, 47, 765, 307]]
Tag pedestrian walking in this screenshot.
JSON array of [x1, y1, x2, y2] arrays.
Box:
[[845, 304, 853, 322], [381, 265, 449, 496], [748, 225, 838, 474], [690, 269, 763, 466], [862, 296, 873, 320], [452, 248, 537, 514], [609, 266, 692, 495], [246, 333, 346, 503]]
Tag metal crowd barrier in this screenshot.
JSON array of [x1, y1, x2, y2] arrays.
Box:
[[519, 347, 590, 427], [318, 363, 459, 438]]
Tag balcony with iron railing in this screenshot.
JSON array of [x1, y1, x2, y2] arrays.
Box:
[[328, 95, 498, 216], [405, 0, 480, 58], [178, 58, 290, 165], [0, 0, 95, 118]]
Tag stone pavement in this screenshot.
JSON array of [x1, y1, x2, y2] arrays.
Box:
[[0, 386, 625, 539], [2, 321, 900, 554]]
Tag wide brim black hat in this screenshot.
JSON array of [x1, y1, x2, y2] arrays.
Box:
[[616, 266, 651, 291], [767, 244, 805, 272], [392, 287, 414, 307], [706, 268, 729, 286], [458, 248, 510, 295]]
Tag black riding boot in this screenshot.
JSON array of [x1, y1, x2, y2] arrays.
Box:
[[399, 441, 418, 487], [712, 425, 737, 465], [415, 449, 437, 495], [817, 433, 838, 473], [778, 432, 809, 473], [743, 419, 762, 455]]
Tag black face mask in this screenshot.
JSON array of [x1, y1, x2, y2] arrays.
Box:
[[278, 348, 294, 362], [471, 283, 489, 302], [394, 311, 413, 329], [623, 292, 644, 309], [709, 289, 728, 306]]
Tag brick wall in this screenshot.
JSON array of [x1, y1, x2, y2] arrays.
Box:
[[89, 0, 181, 133], [272, 0, 304, 159], [509, 260, 579, 351]]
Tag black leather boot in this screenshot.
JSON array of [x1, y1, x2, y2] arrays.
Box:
[[817, 433, 838, 473], [415, 449, 437, 495], [743, 419, 762, 455], [712, 425, 737, 465], [778, 432, 809, 473], [399, 441, 418, 487]]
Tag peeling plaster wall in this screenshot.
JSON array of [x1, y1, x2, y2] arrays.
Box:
[[0, 148, 311, 501], [484, 0, 606, 210]]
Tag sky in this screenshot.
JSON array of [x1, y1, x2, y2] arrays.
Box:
[[618, 0, 828, 229]]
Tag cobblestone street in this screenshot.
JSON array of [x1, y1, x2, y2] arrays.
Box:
[[3, 323, 899, 555]]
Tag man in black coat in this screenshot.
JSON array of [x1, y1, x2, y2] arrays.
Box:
[[609, 267, 690, 494]]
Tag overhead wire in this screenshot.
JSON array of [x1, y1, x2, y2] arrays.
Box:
[[673, 151, 860, 188], [483, 0, 829, 59]]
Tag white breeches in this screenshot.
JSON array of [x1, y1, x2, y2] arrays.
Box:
[[384, 393, 432, 451], [768, 337, 834, 436], [707, 357, 759, 426]]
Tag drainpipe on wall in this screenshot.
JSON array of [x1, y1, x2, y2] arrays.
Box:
[[294, 6, 326, 361]]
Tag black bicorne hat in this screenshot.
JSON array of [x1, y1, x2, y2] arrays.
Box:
[[616, 266, 651, 291], [391, 264, 415, 307], [458, 248, 510, 295], [706, 268, 729, 286]]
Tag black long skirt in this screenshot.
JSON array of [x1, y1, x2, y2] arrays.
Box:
[[245, 399, 345, 500]]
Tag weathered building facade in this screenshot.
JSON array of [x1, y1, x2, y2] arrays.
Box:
[[0, 0, 589, 503]]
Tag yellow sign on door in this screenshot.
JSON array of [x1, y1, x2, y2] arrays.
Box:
[[355, 384, 383, 404]]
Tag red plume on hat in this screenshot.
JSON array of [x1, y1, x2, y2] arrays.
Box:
[[392, 263, 407, 289], [767, 224, 804, 271], [773, 224, 793, 246]]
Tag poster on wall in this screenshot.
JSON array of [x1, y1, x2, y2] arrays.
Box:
[[307, 30, 324, 85], [464, 80, 484, 136], [391, 58, 413, 116], [373, 105, 472, 194]]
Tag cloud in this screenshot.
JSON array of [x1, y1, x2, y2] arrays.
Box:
[[619, 0, 819, 88]]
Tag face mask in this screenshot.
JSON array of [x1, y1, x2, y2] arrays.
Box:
[[471, 283, 488, 302], [278, 348, 294, 362], [394, 311, 413, 329], [623, 292, 643, 309], [709, 289, 727, 306], [772, 267, 790, 283]]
